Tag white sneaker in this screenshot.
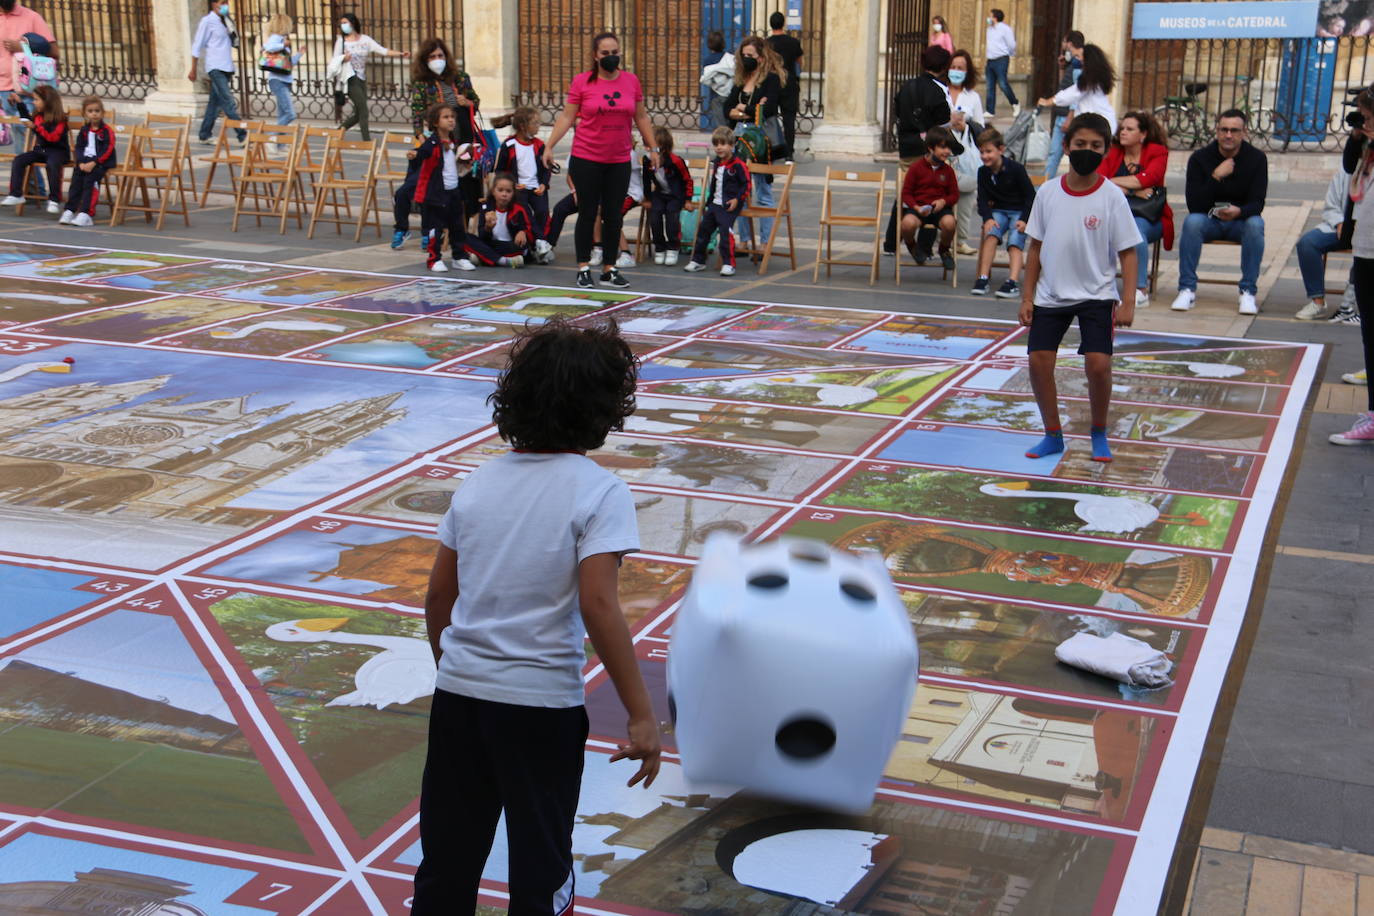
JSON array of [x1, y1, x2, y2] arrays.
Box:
[[1170, 290, 1196, 311], [664, 250, 679, 266], [1012, 102, 1022, 117], [588, 246, 604, 266], [1342, 369, 1367, 385], [453, 258, 477, 271], [720, 264, 736, 276], [683, 260, 706, 272], [429, 259, 449, 272], [1135, 288, 1150, 310], [1295, 299, 1335, 320], [58, 210, 74, 225], [653, 251, 666, 265], [534, 239, 552, 257], [615, 251, 635, 269], [0, 196, 23, 206], [72, 212, 94, 227], [45, 200, 61, 215], [1238, 292, 1259, 315]]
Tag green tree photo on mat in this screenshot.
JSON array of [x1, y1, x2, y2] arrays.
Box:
[[210, 593, 433, 842], [655, 366, 958, 415]]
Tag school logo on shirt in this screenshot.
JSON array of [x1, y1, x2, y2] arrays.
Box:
[[1084, 214, 1101, 230], [603, 91, 622, 107]]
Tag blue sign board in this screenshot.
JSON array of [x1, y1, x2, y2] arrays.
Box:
[[1132, 1, 1320, 38]]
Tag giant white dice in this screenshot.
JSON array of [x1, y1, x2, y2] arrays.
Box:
[[668, 535, 919, 813]]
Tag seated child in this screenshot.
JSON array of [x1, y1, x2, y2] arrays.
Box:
[[899, 125, 960, 270], [684, 126, 749, 277], [465, 172, 539, 268], [973, 126, 1037, 299], [61, 95, 116, 227], [642, 125, 694, 265], [2, 85, 67, 213]]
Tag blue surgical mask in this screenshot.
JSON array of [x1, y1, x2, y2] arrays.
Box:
[[340, 21, 353, 35], [218, 3, 229, 15], [948, 69, 966, 86]]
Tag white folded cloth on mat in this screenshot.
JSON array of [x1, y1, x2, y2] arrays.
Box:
[[1054, 632, 1174, 688]]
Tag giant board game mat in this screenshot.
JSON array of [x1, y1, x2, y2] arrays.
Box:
[[0, 239, 1318, 915]]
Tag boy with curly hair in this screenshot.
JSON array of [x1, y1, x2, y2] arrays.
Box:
[[414, 317, 660, 915]]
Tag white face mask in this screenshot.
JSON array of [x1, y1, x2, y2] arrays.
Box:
[[340, 21, 353, 35], [427, 58, 446, 75], [932, 22, 943, 31]]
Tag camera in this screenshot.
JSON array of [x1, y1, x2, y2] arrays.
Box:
[[1348, 109, 1365, 129]]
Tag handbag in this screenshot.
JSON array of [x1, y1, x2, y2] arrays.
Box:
[[1128, 186, 1167, 223], [259, 42, 293, 75], [952, 125, 980, 179], [1024, 114, 1051, 163]]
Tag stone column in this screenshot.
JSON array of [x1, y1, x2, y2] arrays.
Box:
[[1073, 0, 1132, 111], [463, 0, 520, 119], [143, 0, 207, 117], [808, 0, 883, 156]]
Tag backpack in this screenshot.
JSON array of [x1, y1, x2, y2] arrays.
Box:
[[16, 41, 57, 93], [733, 122, 771, 164]]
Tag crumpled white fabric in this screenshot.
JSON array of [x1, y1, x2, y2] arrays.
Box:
[[1054, 631, 1174, 688]]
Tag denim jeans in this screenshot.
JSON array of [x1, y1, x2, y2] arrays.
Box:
[[1043, 114, 1067, 177], [742, 174, 774, 249], [200, 69, 246, 142], [985, 56, 1018, 115], [1133, 216, 1163, 290], [988, 209, 1028, 249], [1177, 212, 1264, 294], [1295, 228, 1345, 300], [268, 78, 296, 126]]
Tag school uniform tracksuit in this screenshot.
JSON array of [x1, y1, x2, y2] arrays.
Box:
[[691, 154, 750, 267], [67, 124, 117, 217], [495, 135, 552, 239], [8, 117, 69, 203], [413, 135, 469, 268], [643, 152, 693, 252], [465, 199, 539, 265]]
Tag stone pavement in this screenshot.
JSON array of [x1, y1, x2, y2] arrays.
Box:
[[0, 147, 1367, 914]]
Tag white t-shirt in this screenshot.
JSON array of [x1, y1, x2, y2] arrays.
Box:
[[441, 145, 459, 190], [1025, 175, 1142, 307], [436, 451, 640, 707], [507, 137, 540, 188], [627, 163, 644, 203], [492, 208, 512, 242], [1052, 84, 1117, 134]]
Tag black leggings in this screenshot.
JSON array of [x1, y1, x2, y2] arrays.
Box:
[[10, 148, 68, 201], [1353, 257, 1374, 411], [568, 155, 631, 266]]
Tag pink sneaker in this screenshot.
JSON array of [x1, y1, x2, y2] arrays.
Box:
[[1330, 412, 1374, 445]]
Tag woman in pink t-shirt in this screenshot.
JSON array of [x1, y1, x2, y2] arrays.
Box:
[[542, 31, 658, 289]]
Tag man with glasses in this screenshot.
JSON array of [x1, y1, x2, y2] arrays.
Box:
[[1171, 109, 1269, 315]]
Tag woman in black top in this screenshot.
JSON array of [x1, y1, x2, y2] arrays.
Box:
[[726, 36, 788, 251]]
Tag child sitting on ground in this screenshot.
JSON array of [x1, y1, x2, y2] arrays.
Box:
[[684, 126, 749, 276], [642, 125, 695, 265], [1019, 112, 1141, 463], [413, 317, 659, 915], [2, 85, 68, 214], [494, 106, 554, 262], [972, 126, 1037, 299], [466, 172, 539, 268], [61, 96, 116, 227], [900, 125, 961, 270], [412, 103, 476, 272]]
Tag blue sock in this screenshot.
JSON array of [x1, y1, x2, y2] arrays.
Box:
[[1025, 429, 1065, 459], [1090, 425, 1113, 462]]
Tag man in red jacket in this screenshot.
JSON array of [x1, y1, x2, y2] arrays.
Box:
[[900, 126, 961, 270]]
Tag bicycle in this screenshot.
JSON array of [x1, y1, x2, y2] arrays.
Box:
[[1153, 81, 1213, 149], [1233, 75, 1282, 141]]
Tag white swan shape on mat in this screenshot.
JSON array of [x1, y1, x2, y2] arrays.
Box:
[[497, 296, 594, 311], [0, 357, 73, 383], [10, 293, 89, 306], [979, 481, 1207, 535], [76, 258, 165, 269], [1130, 356, 1246, 379], [708, 373, 881, 407], [425, 322, 500, 335], [210, 319, 348, 339], [265, 617, 436, 710]]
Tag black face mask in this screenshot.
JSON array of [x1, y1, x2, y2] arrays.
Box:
[[742, 56, 759, 72], [0, 0, 16, 12], [599, 54, 620, 73], [1068, 148, 1104, 176]]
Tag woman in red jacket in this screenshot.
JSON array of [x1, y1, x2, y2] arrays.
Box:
[[1099, 110, 1173, 309]]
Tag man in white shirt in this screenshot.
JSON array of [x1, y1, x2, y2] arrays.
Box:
[[983, 9, 1020, 118], [187, 0, 246, 145]]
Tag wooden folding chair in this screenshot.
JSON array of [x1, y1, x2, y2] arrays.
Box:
[[737, 160, 797, 274], [294, 125, 344, 196], [373, 130, 419, 231], [681, 151, 713, 261], [109, 125, 191, 230], [814, 167, 888, 286], [307, 136, 382, 241], [198, 118, 261, 207], [143, 113, 198, 200], [232, 126, 307, 233]]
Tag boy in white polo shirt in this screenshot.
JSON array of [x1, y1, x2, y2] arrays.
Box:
[[1019, 112, 1141, 463], [414, 317, 659, 915]]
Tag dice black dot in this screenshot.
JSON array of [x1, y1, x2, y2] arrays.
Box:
[[747, 571, 788, 590], [788, 543, 829, 565], [840, 580, 876, 603], [775, 715, 837, 760]]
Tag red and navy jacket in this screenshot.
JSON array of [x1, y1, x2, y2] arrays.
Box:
[[29, 116, 69, 155], [642, 152, 693, 204], [411, 134, 467, 207], [74, 123, 118, 170], [704, 154, 750, 210], [476, 199, 537, 244], [494, 135, 550, 190]]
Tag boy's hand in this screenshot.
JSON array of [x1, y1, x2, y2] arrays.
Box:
[[726, 198, 737, 211], [932, 199, 945, 211], [1115, 300, 1135, 327], [484, 211, 496, 228], [405, 150, 416, 160], [685, 200, 698, 211], [1015, 220, 1026, 232], [611, 715, 661, 788], [1018, 299, 1034, 326], [982, 218, 996, 233], [80, 162, 94, 172], [513, 230, 527, 247], [535, 184, 546, 195]]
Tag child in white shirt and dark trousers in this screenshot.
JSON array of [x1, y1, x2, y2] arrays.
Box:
[[412, 103, 476, 272], [413, 317, 660, 916], [61, 96, 115, 227], [1019, 113, 1141, 463], [685, 126, 750, 276], [466, 172, 538, 268], [494, 106, 554, 261], [643, 125, 694, 265]]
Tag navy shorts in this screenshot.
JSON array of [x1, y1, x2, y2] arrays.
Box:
[[1027, 299, 1117, 355]]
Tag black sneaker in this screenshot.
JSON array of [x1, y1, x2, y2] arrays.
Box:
[[914, 248, 932, 266], [600, 268, 631, 289], [577, 268, 595, 289], [971, 277, 990, 296], [995, 278, 1020, 299], [939, 251, 956, 271]]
